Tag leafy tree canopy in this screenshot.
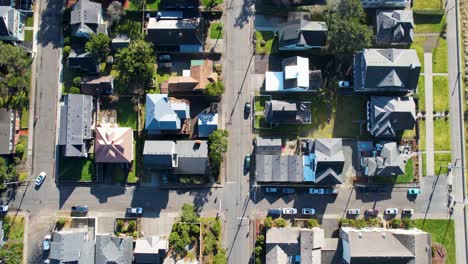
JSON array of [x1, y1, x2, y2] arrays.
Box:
[[208, 130, 229, 169], [85, 33, 110, 63], [114, 40, 155, 84]]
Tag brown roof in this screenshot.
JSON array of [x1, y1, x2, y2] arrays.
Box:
[[95, 125, 134, 163], [81, 75, 114, 94], [167, 60, 218, 93]]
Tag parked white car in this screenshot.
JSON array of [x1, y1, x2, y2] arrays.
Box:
[[35, 172, 47, 187], [282, 208, 298, 215], [385, 208, 399, 215], [402, 209, 414, 216], [347, 209, 360, 216], [302, 208, 316, 215], [43, 235, 52, 251]]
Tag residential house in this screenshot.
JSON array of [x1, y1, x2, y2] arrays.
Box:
[[255, 137, 282, 155], [70, 0, 107, 38], [145, 94, 190, 135], [94, 125, 133, 163], [266, 56, 321, 92], [159, 0, 199, 9], [59, 94, 93, 157], [95, 234, 133, 264], [367, 96, 416, 138], [256, 154, 306, 183], [134, 236, 169, 264], [361, 142, 406, 177], [0, 109, 16, 155], [264, 100, 311, 125], [266, 227, 334, 264], [67, 50, 99, 74], [143, 140, 208, 175], [111, 34, 131, 50], [161, 60, 218, 94], [197, 112, 218, 138], [0, 5, 24, 41], [314, 138, 345, 185], [81, 75, 114, 94], [353, 49, 421, 93], [360, 0, 410, 8], [340, 227, 432, 264], [278, 19, 327, 51], [146, 17, 203, 52], [376, 10, 414, 45], [49, 230, 95, 263]]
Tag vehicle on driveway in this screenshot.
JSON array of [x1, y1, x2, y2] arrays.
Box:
[[282, 188, 295, 194], [244, 155, 251, 170], [0, 205, 8, 214], [347, 209, 360, 216], [35, 172, 47, 187], [309, 188, 325, 195], [282, 208, 298, 215], [385, 208, 399, 215], [268, 208, 282, 215], [302, 208, 315, 215], [402, 209, 414, 216], [127, 207, 144, 215], [71, 205, 88, 213], [43, 235, 52, 251], [408, 188, 421, 195], [365, 209, 379, 217], [265, 187, 278, 193]]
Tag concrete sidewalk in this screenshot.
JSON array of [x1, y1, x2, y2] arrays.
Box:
[[424, 52, 435, 176]]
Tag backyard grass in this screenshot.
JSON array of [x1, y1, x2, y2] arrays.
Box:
[[209, 22, 223, 39], [415, 219, 455, 264], [410, 36, 426, 71], [18, 172, 28, 181], [58, 155, 95, 182], [21, 106, 29, 129], [255, 31, 278, 55], [372, 159, 414, 184], [61, 67, 80, 94], [419, 120, 426, 151], [402, 128, 416, 140], [254, 95, 269, 112], [434, 119, 451, 151], [25, 15, 34, 27], [146, 0, 160, 10], [202, 0, 223, 8], [433, 37, 448, 73], [413, 0, 443, 10], [116, 97, 138, 130], [417, 77, 425, 111], [433, 76, 449, 111], [254, 115, 269, 129], [113, 15, 143, 40], [24, 30, 33, 42], [414, 13, 446, 33]]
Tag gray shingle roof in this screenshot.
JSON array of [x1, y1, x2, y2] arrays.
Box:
[[146, 18, 203, 48], [314, 138, 345, 184], [70, 0, 106, 37], [50, 231, 94, 263], [95, 234, 133, 264], [264, 100, 311, 124], [362, 142, 406, 176], [368, 96, 416, 138], [376, 10, 414, 44], [255, 137, 282, 155], [0, 109, 14, 154], [255, 154, 303, 182], [67, 50, 99, 73], [353, 49, 421, 93], [278, 19, 327, 49]]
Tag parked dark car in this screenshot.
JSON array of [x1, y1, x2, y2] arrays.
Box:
[[71, 205, 88, 213], [282, 188, 295, 194], [244, 102, 251, 114], [365, 209, 379, 217]]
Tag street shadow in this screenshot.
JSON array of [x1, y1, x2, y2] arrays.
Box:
[[130, 186, 169, 217], [234, 0, 254, 28], [37, 0, 63, 49]]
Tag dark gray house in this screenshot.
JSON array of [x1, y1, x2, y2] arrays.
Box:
[[49, 231, 95, 263], [59, 94, 93, 157], [95, 234, 133, 264], [81, 75, 114, 94], [361, 142, 406, 177], [367, 96, 416, 138], [0, 109, 16, 155], [376, 10, 414, 45], [256, 155, 305, 183], [264, 100, 311, 125], [314, 138, 345, 185], [146, 17, 203, 52], [143, 140, 208, 175], [67, 50, 99, 74], [70, 0, 107, 38], [353, 49, 421, 93], [255, 137, 282, 155], [278, 19, 327, 51]]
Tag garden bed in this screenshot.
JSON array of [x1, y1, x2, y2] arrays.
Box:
[[115, 218, 139, 238]]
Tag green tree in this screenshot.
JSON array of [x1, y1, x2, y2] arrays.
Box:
[[130, 0, 145, 9], [127, 220, 136, 233], [206, 81, 225, 98], [72, 76, 82, 87], [211, 220, 222, 239], [63, 46, 71, 57], [306, 218, 319, 228], [264, 217, 273, 228], [14, 144, 24, 156], [0, 242, 23, 264], [116, 220, 124, 232], [191, 224, 200, 235], [69, 87, 81, 94], [274, 218, 287, 228], [213, 248, 227, 264], [390, 219, 402, 229], [208, 129, 229, 170], [114, 40, 155, 84], [0, 42, 31, 109], [85, 33, 110, 63], [203, 232, 217, 255], [181, 204, 199, 223], [335, 0, 364, 20]]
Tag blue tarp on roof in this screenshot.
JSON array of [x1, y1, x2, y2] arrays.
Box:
[[303, 153, 316, 182]]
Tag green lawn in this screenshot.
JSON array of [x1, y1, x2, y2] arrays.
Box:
[[413, 0, 443, 10], [372, 159, 414, 184], [19, 135, 28, 161], [254, 96, 269, 112], [58, 155, 95, 182], [422, 153, 452, 176], [414, 13, 446, 33], [128, 139, 139, 183], [255, 31, 278, 55], [3, 215, 25, 241], [434, 119, 451, 151], [209, 22, 223, 39], [433, 37, 448, 73], [433, 76, 449, 111], [61, 67, 80, 95], [417, 77, 425, 111], [21, 106, 29, 129], [146, 0, 160, 10], [24, 30, 33, 42], [419, 120, 426, 151], [116, 97, 138, 130], [25, 15, 34, 27], [202, 0, 223, 8], [415, 219, 455, 264], [402, 128, 416, 140], [254, 115, 269, 129], [410, 36, 426, 72]]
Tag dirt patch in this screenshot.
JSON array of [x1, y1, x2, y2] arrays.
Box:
[[432, 242, 447, 264]]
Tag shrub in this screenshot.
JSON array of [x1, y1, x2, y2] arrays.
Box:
[[72, 76, 82, 87], [390, 219, 402, 229], [127, 220, 136, 233], [15, 144, 25, 156], [13, 157, 21, 165], [355, 219, 366, 229], [256, 234, 265, 245], [213, 248, 227, 264], [69, 87, 81, 94], [203, 232, 217, 255], [264, 217, 273, 228], [116, 220, 124, 232], [306, 219, 319, 228], [274, 218, 287, 228], [191, 224, 200, 236], [132, 231, 139, 238], [181, 204, 199, 223], [206, 81, 225, 98], [254, 246, 263, 256], [56, 218, 65, 230], [402, 217, 416, 229], [63, 46, 71, 57], [63, 36, 71, 46], [211, 220, 222, 239]]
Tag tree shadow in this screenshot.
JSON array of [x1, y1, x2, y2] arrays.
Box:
[[234, 0, 254, 29], [37, 0, 63, 49]]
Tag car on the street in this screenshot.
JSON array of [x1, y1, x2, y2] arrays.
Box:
[[302, 208, 316, 215], [244, 155, 251, 170], [365, 209, 379, 217], [43, 260, 50, 264], [385, 208, 399, 215], [347, 209, 360, 216], [408, 188, 421, 195], [265, 187, 278, 193], [324, 188, 339, 195], [43, 235, 52, 251], [127, 207, 144, 215], [157, 54, 172, 69], [309, 188, 325, 195], [338, 81, 350, 88], [35, 172, 47, 187], [282, 188, 295, 194], [0, 205, 8, 214], [244, 102, 251, 115], [402, 209, 414, 216], [268, 208, 282, 215], [282, 208, 298, 215], [71, 205, 88, 213]]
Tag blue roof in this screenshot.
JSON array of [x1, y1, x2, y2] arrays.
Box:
[[198, 113, 218, 137], [145, 94, 189, 132], [303, 153, 316, 182]]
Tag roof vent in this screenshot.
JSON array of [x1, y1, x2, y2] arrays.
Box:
[[410, 63, 415, 70]]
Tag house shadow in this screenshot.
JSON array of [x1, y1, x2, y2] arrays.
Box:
[[37, 0, 63, 49], [234, 0, 255, 28], [129, 186, 169, 217]]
